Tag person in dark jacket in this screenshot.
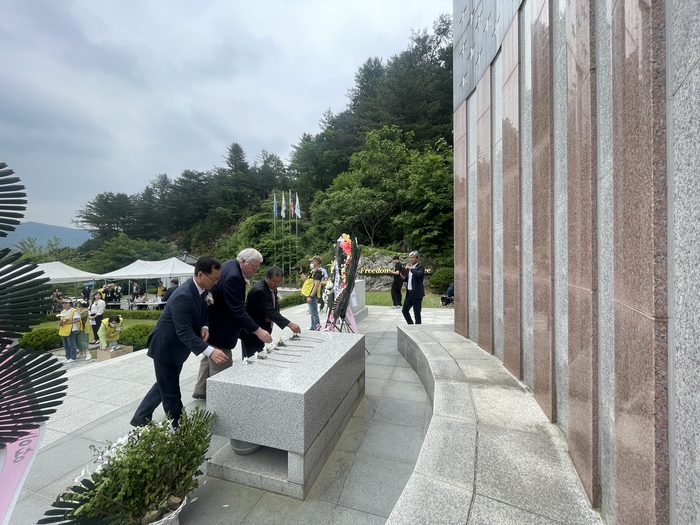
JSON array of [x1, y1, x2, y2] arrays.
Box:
[[402, 250, 425, 325], [240, 266, 301, 357], [390, 255, 404, 308], [130, 257, 228, 427], [191, 248, 273, 399]]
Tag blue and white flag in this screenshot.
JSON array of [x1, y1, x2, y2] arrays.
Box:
[[274, 193, 278, 218], [280, 192, 285, 218], [295, 193, 301, 219]]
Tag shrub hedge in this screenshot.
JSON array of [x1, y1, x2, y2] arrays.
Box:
[[428, 267, 454, 292], [19, 328, 62, 351], [119, 324, 152, 351], [104, 309, 162, 320], [279, 292, 306, 309]]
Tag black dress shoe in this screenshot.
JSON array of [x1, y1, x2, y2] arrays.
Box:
[[192, 393, 206, 400]]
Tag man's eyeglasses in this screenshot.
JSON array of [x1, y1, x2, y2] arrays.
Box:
[[203, 273, 220, 283], [245, 261, 260, 272]]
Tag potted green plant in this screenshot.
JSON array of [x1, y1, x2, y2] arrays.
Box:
[[40, 406, 214, 525]]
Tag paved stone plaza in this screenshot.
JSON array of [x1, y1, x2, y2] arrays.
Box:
[[10, 305, 603, 524]]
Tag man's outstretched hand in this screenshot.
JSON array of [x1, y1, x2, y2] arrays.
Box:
[[210, 348, 230, 365]]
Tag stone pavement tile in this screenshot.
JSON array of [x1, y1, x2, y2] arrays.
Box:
[[91, 362, 149, 380], [337, 454, 414, 518], [335, 417, 372, 453], [389, 366, 421, 384], [433, 381, 476, 421], [179, 476, 263, 525], [443, 341, 493, 360], [383, 380, 429, 403], [414, 416, 477, 490], [470, 384, 556, 436], [365, 354, 398, 367], [370, 344, 399, 355], [353, 396, 381, 421], [386, 472, 472, 525], [365, 364, 394, 380], [22, 436, 98, 493], [358, 420, 423, 464], [373, 397, 427, 427], [307, 449, 357, 503], [468, 495, 564, 525], [72, 378, 152, 405], [76, 404, 139, 443], [240, 492, 335, 525], [39, 428, 68, 449], [47, 402, 121, 434], [365, 377, 389, 397], [476, 425, 603, 525], [330, 506, 387, 525], [8, 490, 54, 525], [394, 355, 412, 368]]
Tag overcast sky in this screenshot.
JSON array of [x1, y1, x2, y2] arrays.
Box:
[[0, 0, 451, 229]]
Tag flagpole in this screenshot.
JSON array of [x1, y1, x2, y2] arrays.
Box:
[[273, 194, 277, 268], [295, 193, 299, 265], [280, 192, 285, 285], [288, 190, 292, 279]]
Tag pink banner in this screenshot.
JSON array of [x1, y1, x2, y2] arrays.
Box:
[[0, 424, 45, 525]]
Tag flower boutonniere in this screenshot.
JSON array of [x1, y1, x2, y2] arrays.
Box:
[[205, 292, 214, 306]]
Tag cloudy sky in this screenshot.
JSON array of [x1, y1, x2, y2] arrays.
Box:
[[0, 0, 452, 229]]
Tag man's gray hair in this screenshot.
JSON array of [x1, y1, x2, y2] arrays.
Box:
[[237, 248, 263, 263], [409, 250, 420, 258]]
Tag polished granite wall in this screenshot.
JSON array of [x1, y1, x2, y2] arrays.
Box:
[[566, 0, 598, 507], [611, 0, 668, 522], [595, 0, 615, 521], [454, 101, 468, 337], [451, 0, 692, 522], [476, 69, 493, 354], [669, 1, 700, 523], [502, 16, 521, 379], [530, 0, 555, 420]]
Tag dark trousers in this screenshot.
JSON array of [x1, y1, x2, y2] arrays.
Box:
[[391, 282, 403, 306], [131, 360, 184, 427], [402, 290, 423, 325], [91, 315, 103, 340]]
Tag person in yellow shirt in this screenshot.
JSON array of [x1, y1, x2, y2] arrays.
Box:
[[98, 315, 123, 350]]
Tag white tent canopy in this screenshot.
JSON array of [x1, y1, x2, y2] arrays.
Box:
[[100, 257, 195, 280], [36, 261, 103, 284]]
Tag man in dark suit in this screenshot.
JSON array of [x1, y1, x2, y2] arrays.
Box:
[[240, 266, 301, 357], [130, 257, 229, 427], [192, 248, 274, 399], [390, 255, 404, 308], [161, 279, 179, 302], [402, 250, 425, 325]]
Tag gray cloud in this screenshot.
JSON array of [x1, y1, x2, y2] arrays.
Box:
[[0, 0, 451, 228]]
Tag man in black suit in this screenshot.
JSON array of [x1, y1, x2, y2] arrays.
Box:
[[161, 279, 179, 302], [402, 250, 425, 325], [192, 248, 274, 399], [130, 257, 229, 427], [390, 255, 404, 308], [240, 266, 301, 357]]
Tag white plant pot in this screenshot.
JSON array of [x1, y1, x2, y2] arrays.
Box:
[[151, 497, 187, 525]]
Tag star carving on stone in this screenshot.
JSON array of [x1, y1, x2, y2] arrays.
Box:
[[460, 74, 467, 88], [460, 40, 466, 56], [469, 11, 474, 28], [468, 46, 474, 60], [476, 49, 482, 66], [484, 13, 490, 33], [493, 14, 500, 37]]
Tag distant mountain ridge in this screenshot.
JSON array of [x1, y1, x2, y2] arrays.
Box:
[[0, 222, 91, 249]]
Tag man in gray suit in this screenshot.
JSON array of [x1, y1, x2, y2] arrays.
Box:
[[130, 257, 229, 427]]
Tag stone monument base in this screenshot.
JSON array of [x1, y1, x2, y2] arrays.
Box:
[[208, 372, 364, 499]]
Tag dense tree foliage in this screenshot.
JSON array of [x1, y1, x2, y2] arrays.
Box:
[[57, 14, 454, 270]]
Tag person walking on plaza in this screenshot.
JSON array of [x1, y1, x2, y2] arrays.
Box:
[[192, 248, 273, 400], [75, 299, 91, 360], [58, 299, 80, 362], [81, 285, 91, 302], [299, 256, 323, 331], [240, 266, 301, 358], [89, 292, 106, 344], [130, 257, 229, 427], [390, 255, 404, 308], [402, 251, 425, 325]]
